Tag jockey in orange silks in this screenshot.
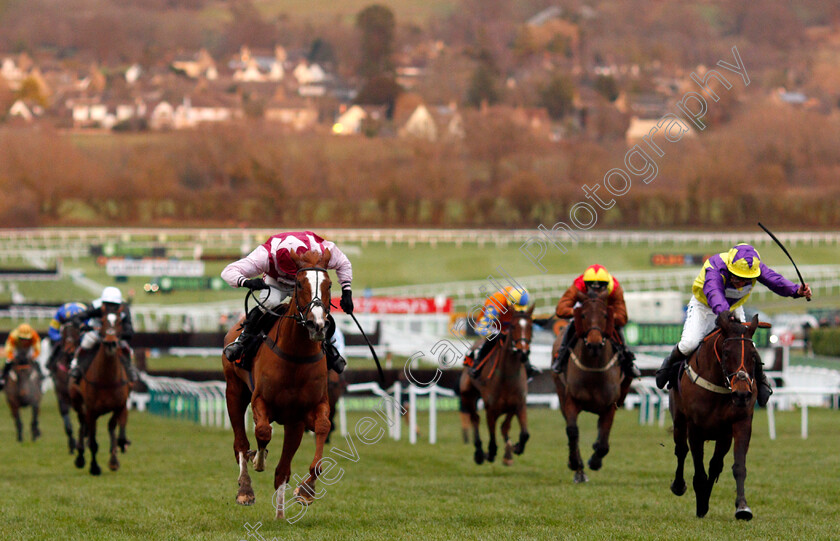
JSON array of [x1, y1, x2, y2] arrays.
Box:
[[465, 286, 540, 380]]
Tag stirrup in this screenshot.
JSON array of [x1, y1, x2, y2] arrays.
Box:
[[224, 338, 246, 362]]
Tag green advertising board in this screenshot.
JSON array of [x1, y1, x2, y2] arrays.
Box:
[[624, 322, 770, 348], [152, 276, 226, 293]]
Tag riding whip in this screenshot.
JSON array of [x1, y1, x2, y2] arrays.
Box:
[[757, 222, 811, 302], [349, 312, 386, 384]]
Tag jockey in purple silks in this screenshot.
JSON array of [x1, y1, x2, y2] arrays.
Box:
[[655, 243, 812, 406]]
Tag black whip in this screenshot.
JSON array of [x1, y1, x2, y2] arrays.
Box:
[[758, 222, 811, 302], [348, 312, 385, 384]]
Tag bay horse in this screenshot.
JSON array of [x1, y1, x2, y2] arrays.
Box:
[[224, 249, 333, 520], [669, 311, 764, 520], [69, 307, 131, 475], [459, 305, 534, 466], [4, 350, 43, 442], [51, 320, 81, 453], [551, 289, 626, 483]]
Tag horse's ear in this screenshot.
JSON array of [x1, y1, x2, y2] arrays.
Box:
[[289, 249, 301, 267], [575, 290, 587, 303], [747, 313, 759, 336], [716, 310, 732, 331], [320, 248, 331, 267], [527, 303, 535, 316]]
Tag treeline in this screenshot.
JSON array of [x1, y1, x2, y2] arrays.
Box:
[[2, 100, 839, 228]]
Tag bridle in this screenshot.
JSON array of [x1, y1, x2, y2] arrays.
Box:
[[577, 296, 609, 348], [290, 266, 330, 325], [508, 312, 532, 355], [712, 334, 756, 391]]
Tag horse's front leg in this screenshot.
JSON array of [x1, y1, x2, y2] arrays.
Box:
[[295, 401, 331, 506], [512, 404, 530, 456], [252, 396, 272, 472], [688, 427, 708, 517], [8, 402, 22, 442], [562, 397, 586, 483], [31, 402, 41, 441], [117, 406, 130, 453], [107, 409, 120, 471], [225, 375, 253, 505], [500, 412, 514, 466], [74, 408, 86, 469], [732, 416, 754, 520], [459, 374, 484, 464], [485, 410, 499, 463], [87, 413, 101, 476], [58, 394, 76, 453], [274, 422, 305, 521], [588, 404, 616, 471], [670, 399, 688, 497]]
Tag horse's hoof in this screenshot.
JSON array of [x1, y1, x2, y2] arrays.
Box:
[[696, 503, 709, 518], [236, 492, 255, 506], [573, 471, 588, 483], [670, 480, 687, 496], [735, 506, 753, 521], [588, 456, 603, 471], [75, 455, 85, 469], [293, 486, 314, 506], [502, 458, 513, 466], [486, 452, 496, 463], [90, 463, 101, 476], [118, 438, 131, 453], [473, 449, 485, 465], [109, 462, 119, 472], [68, 440, 76, 454]]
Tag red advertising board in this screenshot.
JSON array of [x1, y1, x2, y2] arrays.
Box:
[[329, 296, 452, 314]]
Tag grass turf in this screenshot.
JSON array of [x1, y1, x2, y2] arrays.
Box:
[[0, 392, 837, 540]]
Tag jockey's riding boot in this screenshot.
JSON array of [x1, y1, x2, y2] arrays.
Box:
[[655, 346, 687, 390], [754, 360, 773, 407], [522, 358, 541, 382], [620, 346, 642, 379], [223, 308, 263, 363], [324, 339, 346, 374], [552, 323, 577, 374], [69, 358, 82, 385], [0, 362, 10, 390], [469, 336, 498, 379], [120, 355, 139, 383]]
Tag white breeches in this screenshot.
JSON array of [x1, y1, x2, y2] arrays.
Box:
[[256, 277, 293, 313], [678, 297, 745, 355]]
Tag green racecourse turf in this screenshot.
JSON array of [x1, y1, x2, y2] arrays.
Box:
[[1, 392, 838, 540]]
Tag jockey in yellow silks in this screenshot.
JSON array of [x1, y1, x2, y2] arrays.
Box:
[[655, 243, 812, 406], [1, 323, 43, 390]]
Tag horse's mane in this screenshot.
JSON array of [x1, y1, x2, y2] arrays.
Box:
[[295, 249, 330, 269]]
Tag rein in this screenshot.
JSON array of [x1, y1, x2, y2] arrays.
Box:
[[686, 330, 756, 395]]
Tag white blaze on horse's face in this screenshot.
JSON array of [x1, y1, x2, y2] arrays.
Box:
[[303, 269, 327, 340], [105, 313, 119, 338]]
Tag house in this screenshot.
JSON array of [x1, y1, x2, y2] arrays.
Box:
[[231, 46, 285, 83], [293, 62, 326, 85], [398, 103, 466, 142], [332, 105, 367, 135], [264, 99, 318, 131], [149, 101, 176, 130], [171, 50, 218, 80], [8, 99, 43, 122], [625, 116, 694, 144]]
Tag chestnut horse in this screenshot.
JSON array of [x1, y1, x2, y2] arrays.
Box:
[[551, 289, 626, 483], [224, 249, 333, 519], [4, 350, 42, 442], [70, 307, 131, 475], [459, 305, 534, 466], [669, 311, 764, 520], [51, 320, 81, 453]]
